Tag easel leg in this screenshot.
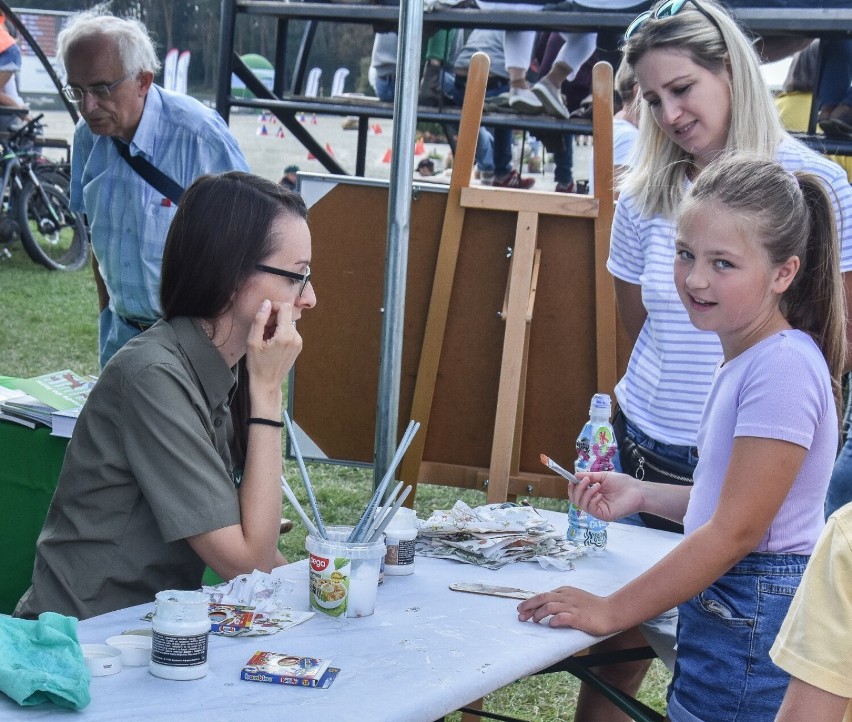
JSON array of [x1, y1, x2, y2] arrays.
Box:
[[487, 210, 538, 504]]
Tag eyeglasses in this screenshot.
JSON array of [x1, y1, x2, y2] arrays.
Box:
[[624, 0, 723, 42], [62, 73, 133, 104], [255, 263, 312, 298]]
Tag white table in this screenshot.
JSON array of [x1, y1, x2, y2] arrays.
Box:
[[1, 519, 680, 721]]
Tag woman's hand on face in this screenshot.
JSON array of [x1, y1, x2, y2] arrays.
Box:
[[246, 299, 302, 393], [517, 587, 618, 636], [569, 471, 643, 522]]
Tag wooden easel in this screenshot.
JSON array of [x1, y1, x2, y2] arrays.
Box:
[[399, 58, 616, 505]]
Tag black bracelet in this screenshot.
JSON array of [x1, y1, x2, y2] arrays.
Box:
[[247, 417, 284, 428]]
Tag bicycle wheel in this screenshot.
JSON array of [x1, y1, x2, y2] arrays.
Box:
[[34, 163, 72, 196], [18, 180, 89, 271]]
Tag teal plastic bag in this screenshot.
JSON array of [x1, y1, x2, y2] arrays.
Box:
[[0, 612, 90, 709]]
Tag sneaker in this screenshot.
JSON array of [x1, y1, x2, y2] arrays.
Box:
[[554, 181, 577, 193], [491, 170, 535, 189], [508, 87, 543, 114], [817, 104, 837, 134], [532, 80, 571, 120], [822, 103, 852, 139]]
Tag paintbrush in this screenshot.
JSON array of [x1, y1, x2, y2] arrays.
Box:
[[539, 453, 581, 484]]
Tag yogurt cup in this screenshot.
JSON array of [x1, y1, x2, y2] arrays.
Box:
[[305, 526, 385, 618]]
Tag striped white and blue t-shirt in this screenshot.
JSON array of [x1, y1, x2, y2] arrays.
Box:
[[607, 137, 852, 447]]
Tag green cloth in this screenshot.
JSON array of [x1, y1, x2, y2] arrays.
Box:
[[0, 612, 90, 710]]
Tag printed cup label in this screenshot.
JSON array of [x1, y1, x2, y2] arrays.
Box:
[[309, 552, 350, 618], [151, 631, 208, 667]]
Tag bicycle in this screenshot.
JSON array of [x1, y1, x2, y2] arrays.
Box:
[[0, 112, 89, 271]]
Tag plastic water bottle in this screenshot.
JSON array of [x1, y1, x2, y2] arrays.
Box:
[[567, 393, 616, 550]]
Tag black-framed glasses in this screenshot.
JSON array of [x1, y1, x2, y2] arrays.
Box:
[[255, 263, 312, 298], [62, 73, 133, 104], [624, 0, 723, 42]]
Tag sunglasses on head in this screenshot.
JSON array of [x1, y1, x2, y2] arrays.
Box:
[[624, 0, 723, 42]]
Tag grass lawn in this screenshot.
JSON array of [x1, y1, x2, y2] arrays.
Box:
[[1, 243, 671, 721]]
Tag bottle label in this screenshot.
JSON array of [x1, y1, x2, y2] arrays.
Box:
[[583, 526, 608, 549], [590, 423, 617, 472], [575, 424, 592, 472], [151, 631, 208, 667]]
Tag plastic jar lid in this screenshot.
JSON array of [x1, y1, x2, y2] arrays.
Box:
[[81, 644, 123, 676], [106, 635, 152, 666], [382, 507, 417, 533]]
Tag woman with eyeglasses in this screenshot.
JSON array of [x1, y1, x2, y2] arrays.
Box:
[[524, 2, 852, 721], [15, 172, 316, 621]]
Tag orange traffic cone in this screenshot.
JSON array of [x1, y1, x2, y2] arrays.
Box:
[[277, 127, 285, 138], [307, 151, 316, 160], [414, 139, 426, 155], [381, 147, 392, 164], [325, 142, 335, 157], [373, 123, 382, 135], [311, 113, 318, 125]]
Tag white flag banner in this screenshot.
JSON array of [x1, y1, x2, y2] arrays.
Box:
[[176, 50, 190, 95], [163, 48, 178, 91]]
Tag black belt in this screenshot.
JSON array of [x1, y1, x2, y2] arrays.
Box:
[[118, 314, 156, 332]]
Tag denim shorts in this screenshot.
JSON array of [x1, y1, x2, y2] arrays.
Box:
[[667, 552, 809, 722], [0, 43, 21, 72]]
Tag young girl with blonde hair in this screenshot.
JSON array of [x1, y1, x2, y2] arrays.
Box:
[[520, 153, 845, 721]]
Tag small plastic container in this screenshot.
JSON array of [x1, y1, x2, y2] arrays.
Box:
[[305, 526, 386, 618], [149, 590, 210, 681], [106, 634, 152, 667], [382, 507, 418, 576], [81, 644, 123, 677]]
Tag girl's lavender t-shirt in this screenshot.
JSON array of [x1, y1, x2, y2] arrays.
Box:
[[684, 330, 837, 553]]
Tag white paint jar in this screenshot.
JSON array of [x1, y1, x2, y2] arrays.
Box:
[[383, 507, 418, 576], [149, 590, 210, 680]]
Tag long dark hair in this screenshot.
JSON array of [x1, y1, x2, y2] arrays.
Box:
[[161, 171, 307, 321], [160, 171, 308, 458]]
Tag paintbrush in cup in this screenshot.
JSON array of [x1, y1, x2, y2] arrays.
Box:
[[284, 410, 328, 539]]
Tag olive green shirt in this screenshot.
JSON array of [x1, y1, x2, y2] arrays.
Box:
[[16, 316, 242, 620]]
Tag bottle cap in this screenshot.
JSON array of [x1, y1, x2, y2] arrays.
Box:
[[589, 393, 612, 415]]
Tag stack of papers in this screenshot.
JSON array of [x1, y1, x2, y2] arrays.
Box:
[[0, 369, 94, 437], [416, 501, 589, 570]]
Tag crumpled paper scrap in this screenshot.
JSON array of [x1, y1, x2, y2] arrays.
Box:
[[418, 500, 553, 535], [416, 501, 587, 570], [200, 568, 314, 636]]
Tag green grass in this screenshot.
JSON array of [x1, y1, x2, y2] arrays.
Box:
[[1, 246, 671, 721]]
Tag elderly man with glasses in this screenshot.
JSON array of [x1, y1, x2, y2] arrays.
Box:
[[57, 11, 248, 369]]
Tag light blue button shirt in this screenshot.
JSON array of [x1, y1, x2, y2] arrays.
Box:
[[70, 85, 249, 367]]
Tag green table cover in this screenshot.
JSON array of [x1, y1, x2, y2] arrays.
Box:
[[0, 422, 67, 614]]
